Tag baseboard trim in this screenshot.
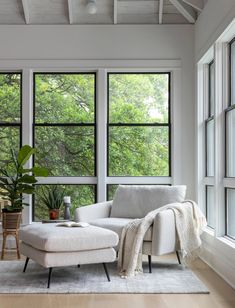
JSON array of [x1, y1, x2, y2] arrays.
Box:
[[200, 233, 235, 289]]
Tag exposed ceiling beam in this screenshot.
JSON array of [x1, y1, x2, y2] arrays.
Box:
[[159, 0, 164, 24], [22, 0, 30, 24], [114, 0, 118, 24], [182, 0, 203, 12], [67, 0, 73, 24], [169, 0, 196, 23]]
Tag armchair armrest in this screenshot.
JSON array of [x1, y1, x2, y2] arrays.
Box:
[[74, 201, 112, 222], [151, 209, 176, 256]]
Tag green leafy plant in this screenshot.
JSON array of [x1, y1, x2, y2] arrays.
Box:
[[0, 145, 48, 212], [39, 185, 65, 210]]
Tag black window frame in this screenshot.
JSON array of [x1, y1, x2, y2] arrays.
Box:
[[107, 72, 171, 177], [0, 72, 22, 152], [33, 72, 97, 177]]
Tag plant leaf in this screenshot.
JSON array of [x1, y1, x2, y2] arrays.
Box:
[[17, 145, 35, 167], [18, 175, 37, 184]]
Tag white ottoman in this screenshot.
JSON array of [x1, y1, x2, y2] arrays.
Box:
[[19, 224, 119, 288]]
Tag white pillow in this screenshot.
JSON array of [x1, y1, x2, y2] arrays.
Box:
[[110, 185, 187, 219]]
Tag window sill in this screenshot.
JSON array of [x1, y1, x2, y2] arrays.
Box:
[[204, 226, 215, 236], [217, 236, 235, 249]]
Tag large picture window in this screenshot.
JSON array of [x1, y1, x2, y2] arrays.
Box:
[[34, 73, 96, 177], [107, 73, 170, 177], [0, 67, 175, 223], [0, 73, 21, 171], [33, 73, 96, 220]]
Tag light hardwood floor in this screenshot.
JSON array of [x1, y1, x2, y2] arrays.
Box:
[[0, 252, 235, 308]]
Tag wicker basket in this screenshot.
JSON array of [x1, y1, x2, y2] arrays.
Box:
[[2, 212, 22, 230]]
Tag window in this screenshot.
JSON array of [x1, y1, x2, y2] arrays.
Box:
[[0, 73, 21, 171], [107, 184, 119, 201], [0, 65, 177, 223], [223, 38, 235, 240], [34, 73, 96, 177], [226, 189, 235, 239], [226, 40, 235, 177], [206, 186, 215, 229], [226, 107, 235, 177], [204, 61, 215, 228], [107, 73, 170, 176], [230, 38, 235, 105], [34, 184, 96, 222], [33, 73, 96, 220], [206, 61, 215, 177]]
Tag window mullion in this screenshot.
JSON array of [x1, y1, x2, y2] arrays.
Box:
[[214, 42, 226, 237], [97, 69, 107, 202], [22, 68, 34, 225]]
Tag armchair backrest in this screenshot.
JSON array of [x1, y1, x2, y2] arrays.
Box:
[[110, 185, 186, 219]]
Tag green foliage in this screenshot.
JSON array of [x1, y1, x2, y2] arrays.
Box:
[[0, 145, 48, 211], [38, 185, 65, 210], [0, 72, 170, 219]]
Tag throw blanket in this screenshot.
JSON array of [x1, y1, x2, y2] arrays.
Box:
[[118, 200, 207, 278]]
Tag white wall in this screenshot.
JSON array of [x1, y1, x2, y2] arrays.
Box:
[[0, 25, 195, 199], [195, 0, 235, 61]]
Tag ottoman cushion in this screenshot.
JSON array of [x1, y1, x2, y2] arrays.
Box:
[[19, 224, 119, 252], [20, 242, 116, 268]]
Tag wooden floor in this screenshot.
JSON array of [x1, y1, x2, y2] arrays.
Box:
[[0, 252, 235, 308]]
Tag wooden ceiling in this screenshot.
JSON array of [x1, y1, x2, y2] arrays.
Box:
[[0, 0, 206, 25]]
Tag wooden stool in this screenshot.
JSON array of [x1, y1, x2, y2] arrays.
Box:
[[1, 212, 21, 260]]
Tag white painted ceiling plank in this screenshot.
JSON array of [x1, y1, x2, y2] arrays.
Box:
[[169, 0, 196, 23], [22, 0, 30, 24], [114, 0, 117, 24], [159, 0, 163, 24], [182, 0, 203, 12], [68, 0, 73, 24]]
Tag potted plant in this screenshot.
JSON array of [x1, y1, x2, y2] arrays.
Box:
[[0, 145, 48, 218], [39, 185, 65, 220], [0, 145, 48, 259]]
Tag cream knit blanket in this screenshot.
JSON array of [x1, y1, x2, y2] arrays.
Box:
[[118, 200, 207, 277]]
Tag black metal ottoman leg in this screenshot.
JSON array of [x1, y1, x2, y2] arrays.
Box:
[[47, 267, 53, 289], [103, 263, 110, 282], [148, 255, 152, 273], [23, 257, 29, 273], [176, 251, 181, 264]]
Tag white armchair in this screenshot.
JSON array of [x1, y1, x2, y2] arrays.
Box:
[[75, 185, 186, 272]]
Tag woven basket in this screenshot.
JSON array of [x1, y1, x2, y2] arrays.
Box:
[[2, 212, 22, 230]]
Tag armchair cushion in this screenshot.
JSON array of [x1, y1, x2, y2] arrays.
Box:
[[110, 185, 186, 219], [89, 217, 153, 241]]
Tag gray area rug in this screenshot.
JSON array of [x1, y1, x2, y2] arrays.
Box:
[[0, 260, 209, 294]]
